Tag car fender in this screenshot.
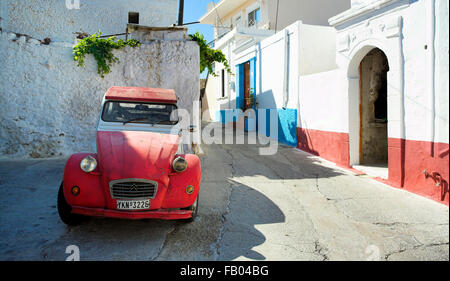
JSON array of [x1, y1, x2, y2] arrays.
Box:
[[162, 154, 201, 209], [63, 153, 106, 208]]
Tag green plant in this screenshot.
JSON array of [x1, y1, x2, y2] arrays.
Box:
[[73, 32, 140, 78], [189, 32, 232, 77], [249, 88, 258, 108]]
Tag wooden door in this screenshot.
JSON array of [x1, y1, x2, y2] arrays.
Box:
[[243, 62, 251, 110]]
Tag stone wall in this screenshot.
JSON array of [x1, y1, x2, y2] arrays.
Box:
[[0, 0, 178, 42], [0, 27, 199, 159]]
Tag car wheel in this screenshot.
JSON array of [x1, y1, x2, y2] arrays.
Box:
[[57, 182, 86, 226], [180, 195, 198, 223]]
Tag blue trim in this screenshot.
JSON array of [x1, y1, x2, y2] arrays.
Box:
[[222, 58, 297, 146], [266, 109, 271, 137], [255, 9, 261, 23], [244, 116, 248, 131], [255, 108, 297, 147], [277, 108, 297, 146], [250, 57, 256, 110], [216, 108, 297, 147], [235, 64, 244, 110], [236, 58, 256, 113]]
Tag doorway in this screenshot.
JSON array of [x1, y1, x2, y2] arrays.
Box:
[[354, 48, 389, 178], [243, 61, 252, 111], [236, 58, 257, 132]]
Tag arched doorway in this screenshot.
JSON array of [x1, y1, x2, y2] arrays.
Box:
[[349, 47, 390, 179], [360, 48, 389, 164]]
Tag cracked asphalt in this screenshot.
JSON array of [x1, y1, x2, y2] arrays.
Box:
[[0, 126, 448, 261]]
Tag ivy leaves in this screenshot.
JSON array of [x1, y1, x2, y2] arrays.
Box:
[[73, 32, 140, 78], [189, 32, 232, 77], [73, 31, 231, 79]]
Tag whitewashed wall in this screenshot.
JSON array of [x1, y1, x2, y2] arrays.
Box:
[[202, 74, 218, 121], [235, 22, 337, 120], [212, 21, 302, 114], [216, 42, 233, 112], [350, 0, 377, 6], [0, 0, 177, 42], [435, 0, 449, 144], [0, 29, 199, 158], [266, 0, 350, 28], [299, 69, 347, 133], [300, 0, 449, 145], [253, 21, 300, 110], [297, 23, 346, 133], [298, 24, 338, 75], [210, 20, 338, 121]]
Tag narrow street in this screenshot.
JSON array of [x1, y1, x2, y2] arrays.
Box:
[[0, 129, 448, 261]]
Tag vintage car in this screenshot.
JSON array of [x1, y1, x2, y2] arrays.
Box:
[[58, 86, 201, 225]]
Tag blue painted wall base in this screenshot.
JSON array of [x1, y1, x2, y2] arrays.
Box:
[[216, 108, 297, 147]]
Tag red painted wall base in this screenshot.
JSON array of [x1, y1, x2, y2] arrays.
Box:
[[297, 128, 449, 205], [297, 128, 350, 168]]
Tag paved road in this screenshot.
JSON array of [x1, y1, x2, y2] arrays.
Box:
[[0, 129, 448, 261]]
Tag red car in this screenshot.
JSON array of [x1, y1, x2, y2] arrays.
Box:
[[58, 87, 201, 225]]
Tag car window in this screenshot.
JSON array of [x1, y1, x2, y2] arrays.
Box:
[[101, 101, 178, 125]]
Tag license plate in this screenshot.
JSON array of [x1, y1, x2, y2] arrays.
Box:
[[116, 199, 150, 210]]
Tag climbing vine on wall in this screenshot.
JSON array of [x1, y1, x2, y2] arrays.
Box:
[[73, 32, 140, 78], [189, 32, 232, 77]]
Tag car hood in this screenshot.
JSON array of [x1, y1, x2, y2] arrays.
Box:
[[96, 130, 180, 184]]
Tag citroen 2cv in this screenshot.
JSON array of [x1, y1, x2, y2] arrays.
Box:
[[58, 87, 201, 225]]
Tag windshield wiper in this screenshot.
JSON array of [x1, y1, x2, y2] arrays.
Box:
[[122, 118, 177, 125], [122, 118, 149, 125], [150, 120, 178, 126]]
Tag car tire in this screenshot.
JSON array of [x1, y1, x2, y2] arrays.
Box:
[[57, 182, 86, 226], [180, 195, 198, 223]]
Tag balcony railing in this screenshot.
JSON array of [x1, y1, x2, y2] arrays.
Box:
[[215, 20, 265, 41]]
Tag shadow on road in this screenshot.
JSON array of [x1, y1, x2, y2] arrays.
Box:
[[216, 178, 286, 261]]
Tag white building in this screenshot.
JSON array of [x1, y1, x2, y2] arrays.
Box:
[[201, 0, 449, 204], [200, 0, 350, 146], [297, 0, 448, 204]]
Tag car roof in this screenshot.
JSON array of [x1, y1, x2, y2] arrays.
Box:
[[105, 87, 177, 104]]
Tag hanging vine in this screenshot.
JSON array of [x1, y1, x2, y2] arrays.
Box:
[[74, 31, 230, 78], [189, 32, 232, 77], [73, 32, 140, 78]]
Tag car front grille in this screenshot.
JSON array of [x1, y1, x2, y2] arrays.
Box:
[[109, 179, 158, 199]]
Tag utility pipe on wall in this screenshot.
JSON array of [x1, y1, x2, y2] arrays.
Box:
[[283, 29, 290, 108], [395, 16, 406, 187], [427, 0, 436, 156]]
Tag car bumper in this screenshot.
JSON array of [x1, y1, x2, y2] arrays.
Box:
[[71, 206, 193, 220]]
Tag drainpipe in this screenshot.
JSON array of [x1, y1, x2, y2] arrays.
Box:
[[397, 16, 406, 187], [283, 29, 289, 108], [427, 0, 436, 156], [228, 40, 232, 111]]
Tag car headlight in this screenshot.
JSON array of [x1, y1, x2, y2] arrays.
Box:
[[80, 155, 97, 172], [172, 156, 188, 173]]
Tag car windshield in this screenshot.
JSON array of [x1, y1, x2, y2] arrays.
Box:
[[101, 101, 178, 125]]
